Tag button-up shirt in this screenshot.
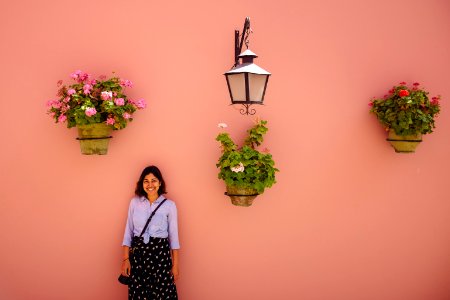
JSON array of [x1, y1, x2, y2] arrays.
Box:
[[122, 195, 180, 249]]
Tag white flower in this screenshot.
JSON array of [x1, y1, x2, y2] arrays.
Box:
[[218, 123, 228, 129], [101, 91, 113, 101], [230, 162, 245, 173]]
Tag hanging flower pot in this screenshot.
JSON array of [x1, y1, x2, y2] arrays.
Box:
[[216, 120, 278, 207], [46, 70, 147, 155], [225, 185, 259, 207], [77, 123, 113, 155], [386, 129, 422, 153], [369, 82, 441, 153]]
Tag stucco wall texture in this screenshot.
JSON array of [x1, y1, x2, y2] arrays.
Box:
[[1, 0, 450, 299]]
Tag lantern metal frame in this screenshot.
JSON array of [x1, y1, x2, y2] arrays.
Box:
[[224, 17, 271, 115]]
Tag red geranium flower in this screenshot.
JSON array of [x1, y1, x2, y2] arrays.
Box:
[[399, 81, 407, 85], [398, 90, 409, 97], [431, 96, 440, 105]]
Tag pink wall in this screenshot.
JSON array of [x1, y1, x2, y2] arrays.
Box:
[[1, 0, 450, 299]]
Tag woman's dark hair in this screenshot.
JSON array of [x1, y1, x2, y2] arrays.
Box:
[[135, 165, 167, 197]]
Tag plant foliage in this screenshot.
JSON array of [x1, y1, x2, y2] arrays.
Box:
[[369, 82, 440, 136]]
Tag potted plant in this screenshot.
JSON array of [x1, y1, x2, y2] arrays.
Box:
[[216, 119, 278, 206], [46, 70, 146, 155], [369, 82, 441, 153]]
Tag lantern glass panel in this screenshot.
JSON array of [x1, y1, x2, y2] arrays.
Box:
[[248, 74, 268, 102], [227, 73, 246, 101]]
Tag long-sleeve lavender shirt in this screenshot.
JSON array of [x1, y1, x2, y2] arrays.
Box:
[[122, 195, 180, 249]]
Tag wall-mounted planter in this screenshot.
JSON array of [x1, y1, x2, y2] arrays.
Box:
[[386, 129, 422, 153], [46, 70, 147, 156], [216, 120, 278, 207], [76, 123, 112, 155], [369, 82, 440, 154], [225, 185, 259, 207]]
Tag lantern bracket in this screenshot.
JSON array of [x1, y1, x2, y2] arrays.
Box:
[[234, 17, 251, 67], [237, 103, 256, 115]]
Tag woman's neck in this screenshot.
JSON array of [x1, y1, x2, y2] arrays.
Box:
[[147, 194, 159, 203]]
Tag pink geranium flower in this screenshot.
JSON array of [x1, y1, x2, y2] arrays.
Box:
[[78, 72, 90, 82], [52, 100, 62, 109], [85, 107, 97, 117], [120, 79, 133, 88], [58, 114, 67, 123], [123, 112, 131, 119], [47, 99, 61, 108], [134, 98, 147, 109], [71, 70, 82, 80], [61, 104, 70, 113], [70, 70, 90, 83], [67, 89, 76, 96], [114, 98, 125, 106], [106, 117, 115, 125], [83, 84, 92, 95]]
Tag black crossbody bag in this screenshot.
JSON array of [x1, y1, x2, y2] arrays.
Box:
[[118, 198, 167, 285]]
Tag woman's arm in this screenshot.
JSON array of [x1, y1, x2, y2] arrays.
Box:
[[121, 246, 131, 276], [171, 249, 179, 281], [168, 201, 180, 281], [122, 199, 135, 248], [121, 199, 135, 277]]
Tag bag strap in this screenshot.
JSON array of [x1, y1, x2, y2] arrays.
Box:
[[139, 198, 167, 237]]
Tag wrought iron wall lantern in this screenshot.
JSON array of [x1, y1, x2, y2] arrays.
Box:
[[224, 17, 271, 115]]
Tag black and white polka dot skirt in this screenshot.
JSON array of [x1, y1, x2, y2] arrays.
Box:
[[129, 237, 178, 300]]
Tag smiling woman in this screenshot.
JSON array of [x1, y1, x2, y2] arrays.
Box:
[[121, 165, 180, 299]]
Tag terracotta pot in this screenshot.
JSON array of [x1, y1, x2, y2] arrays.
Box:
[[76, 123, 113, 155], [225, 185, 259, 207], [386, 129, 422, 153]]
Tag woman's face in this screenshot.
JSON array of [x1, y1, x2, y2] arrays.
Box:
[[143, 173, 160, 198]]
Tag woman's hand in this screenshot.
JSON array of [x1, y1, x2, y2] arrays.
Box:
[[171, 265, 179, 281], [171, 249, 179, 281], [121, 259, 131, 276]]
